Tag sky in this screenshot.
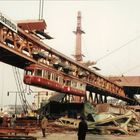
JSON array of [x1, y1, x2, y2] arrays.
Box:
[[0, 0, 140, 105]]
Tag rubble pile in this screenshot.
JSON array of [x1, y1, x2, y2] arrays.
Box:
[[86, 104, 140, 134], [55, 103, 140, 135]]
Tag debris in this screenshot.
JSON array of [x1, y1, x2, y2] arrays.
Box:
[[54, 103, 140, 135]]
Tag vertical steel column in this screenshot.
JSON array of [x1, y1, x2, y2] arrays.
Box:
[[0, 25, 3, 42]]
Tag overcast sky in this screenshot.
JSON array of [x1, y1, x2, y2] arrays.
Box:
[[0, 0, 140, 105]]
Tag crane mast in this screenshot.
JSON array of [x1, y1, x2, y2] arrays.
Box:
[[73, 11, 85, 62]]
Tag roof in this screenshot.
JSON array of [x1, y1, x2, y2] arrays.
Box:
[[49, 92, 66, 102], [108, 76, 140, 87], [17, 19, 47, 31]]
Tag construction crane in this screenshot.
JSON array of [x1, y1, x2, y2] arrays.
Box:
[[73, 11, 85, 62], [73, 11, 97, 69], [12, 67, 32, 114]]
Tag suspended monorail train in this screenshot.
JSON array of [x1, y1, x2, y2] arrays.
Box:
[[24, 64, 86, 96]]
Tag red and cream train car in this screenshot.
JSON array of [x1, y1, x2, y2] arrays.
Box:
[[24, 64, 86, 96]]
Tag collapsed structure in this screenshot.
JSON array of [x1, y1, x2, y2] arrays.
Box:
[[53, 102, 140, 135]]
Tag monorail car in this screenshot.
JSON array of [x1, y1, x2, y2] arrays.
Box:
[[24, 64, 86, 96]]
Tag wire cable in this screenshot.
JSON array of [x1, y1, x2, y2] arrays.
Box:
[[96, 34, 140, 62], [39, 0, 44, 20], [122, 64, 140, 75], [39, 0, 41, 20], [41, 0, 44, 19]]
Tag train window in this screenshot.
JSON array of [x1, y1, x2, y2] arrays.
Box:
[[66, 80, 71, 86], [52, 73, 56, 81], [82, 84, 86, 90], [72, 81, 77, 88], [55, 75, 58, 81], [58, 76, 63, 84], [79, 83, 83, 90], [48, 72, 52, 80], [43, 71, 48, 79], [51, 73, 54, 80], [25, 70, 33, 76], [35, 69, 42, 77], [75, 82, 77, 88], [78, 83, 84, 90], [76, 83, 80, 89], [77, 83, 84, 90], [52, 73, 58, 82]]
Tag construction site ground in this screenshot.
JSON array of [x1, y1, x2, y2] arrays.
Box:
[[27, 123, 140, 140], [1, 122, 140, 140], [30, 131, 140, 140]]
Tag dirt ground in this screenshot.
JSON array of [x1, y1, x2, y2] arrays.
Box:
[[27, 122, 140, 140], [30, 131, 140, 140]]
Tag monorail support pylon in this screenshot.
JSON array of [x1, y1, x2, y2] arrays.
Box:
[[86, 91, 108, 104]]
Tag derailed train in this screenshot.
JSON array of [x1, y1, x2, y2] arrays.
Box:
[[24, 64, 86, 96], [24, 63, 125, 98]]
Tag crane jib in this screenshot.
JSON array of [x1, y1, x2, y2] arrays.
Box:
[[0, 11, 17, 33]]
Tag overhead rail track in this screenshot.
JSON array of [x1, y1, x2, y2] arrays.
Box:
[[0, 12, 138, 105]]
